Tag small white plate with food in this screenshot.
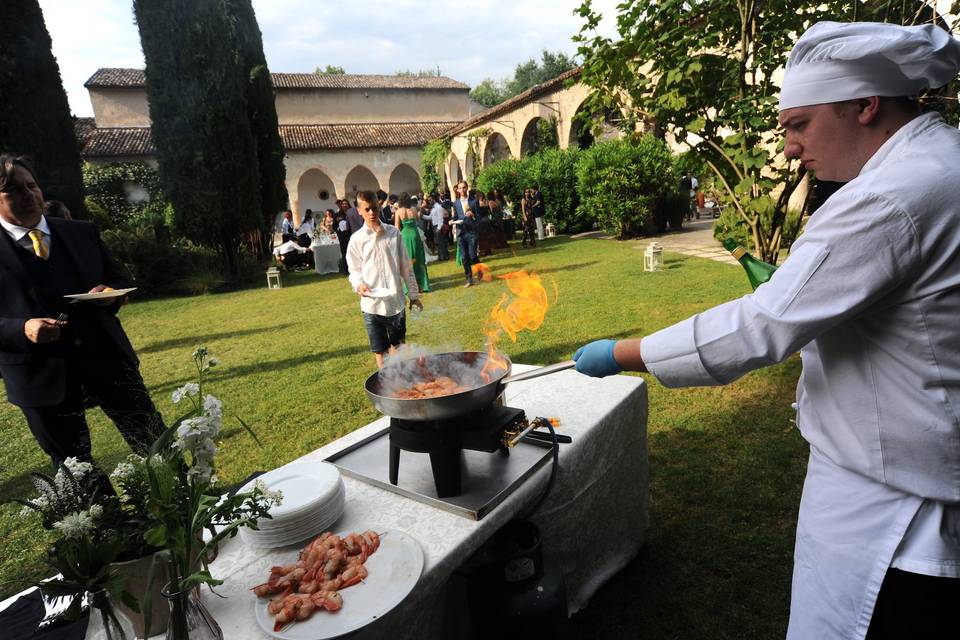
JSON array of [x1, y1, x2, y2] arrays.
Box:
[[253, 529, 424, 639], [64, 287, 137, 301]]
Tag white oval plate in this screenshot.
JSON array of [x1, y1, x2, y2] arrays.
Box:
[[64, 287, 137, 301], [254, 529, 424, 639]]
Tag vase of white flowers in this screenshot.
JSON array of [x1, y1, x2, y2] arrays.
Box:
[[140, 347, 282, 640], [16, 458, 140, 635]]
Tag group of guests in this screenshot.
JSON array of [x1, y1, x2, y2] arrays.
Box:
[[276, 181, 548, 290]]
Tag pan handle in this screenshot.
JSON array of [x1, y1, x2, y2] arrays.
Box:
[[502, 359, 576, 385]]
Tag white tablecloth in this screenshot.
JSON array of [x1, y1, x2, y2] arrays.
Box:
[[175, 366, 649, 638], [312, 243, 341, 275]]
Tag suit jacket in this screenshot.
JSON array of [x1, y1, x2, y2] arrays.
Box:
[[452, 198, 478, 220], [0, 218, 135, 407]]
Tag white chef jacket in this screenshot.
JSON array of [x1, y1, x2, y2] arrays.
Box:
[[346, 222, 419, 317], [642, 112, 960, 639]]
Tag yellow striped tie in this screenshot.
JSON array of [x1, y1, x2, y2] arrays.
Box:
[[28, 229, 48, 259]]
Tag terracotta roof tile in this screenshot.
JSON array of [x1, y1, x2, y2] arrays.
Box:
[[446, 67, 583, 137], [74, 120, 458, 157], [85, 68, 469, 91], [279, 122, 459, 150]]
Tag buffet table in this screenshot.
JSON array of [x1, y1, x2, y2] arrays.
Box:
[[199, 366, 649, 638], [312, 243, 341, 275]]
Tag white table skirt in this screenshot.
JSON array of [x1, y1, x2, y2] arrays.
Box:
[[172, 366, 649, 639], [312, 244, 341, 274]]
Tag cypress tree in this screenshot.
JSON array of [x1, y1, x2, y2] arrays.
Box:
[[228, 0, 288, 259], [133, 0, 262, 282], [0, 0, 85, 216]]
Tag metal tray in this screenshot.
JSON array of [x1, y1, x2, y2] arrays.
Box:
[[324, 426, 553, 520]]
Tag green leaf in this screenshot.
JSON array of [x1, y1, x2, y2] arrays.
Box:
[[686, 117, 706, 133], [145, 524, 168, 548]]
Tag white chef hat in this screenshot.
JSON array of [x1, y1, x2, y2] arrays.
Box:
[[779, 21, 960, 111]]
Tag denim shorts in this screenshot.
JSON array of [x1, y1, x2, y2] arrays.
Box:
[[362, 311, 406, 353]]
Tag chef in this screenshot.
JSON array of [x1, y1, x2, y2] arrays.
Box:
[[573, 21, 960, 639]]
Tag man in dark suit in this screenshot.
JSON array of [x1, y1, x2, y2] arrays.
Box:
[[0, 155, 163, 469], [451, 181, 479, 287]]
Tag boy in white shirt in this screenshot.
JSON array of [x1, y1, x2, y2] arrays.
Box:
[[347, 190, 423, 368]]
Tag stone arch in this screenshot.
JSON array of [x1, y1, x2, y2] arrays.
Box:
[[296, 168, 337, 221], [447, 152, 462, 188], [464, 146, 477, 181], [343, 165, 380, 202], [388, 163, 420, 196], [520, 116, 558, 156], [483, 132, 511, 166]]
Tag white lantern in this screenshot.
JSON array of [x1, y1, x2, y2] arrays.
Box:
[[266, 267, 283, 289], [545, 223, 557, 237], [643, 242, 663, 272]]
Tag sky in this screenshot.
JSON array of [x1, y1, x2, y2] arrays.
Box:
[[36, 0, 623, 118]]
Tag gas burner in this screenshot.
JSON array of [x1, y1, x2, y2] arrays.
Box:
[[389, 405, 527, 498]]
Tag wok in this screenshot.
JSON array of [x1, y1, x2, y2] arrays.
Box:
[[364, 351, 575, 421]]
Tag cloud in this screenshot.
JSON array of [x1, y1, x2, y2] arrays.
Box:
[[38, 0, 621, 117]]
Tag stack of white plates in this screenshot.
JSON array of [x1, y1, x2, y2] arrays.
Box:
[[239, 462, 345, 548]]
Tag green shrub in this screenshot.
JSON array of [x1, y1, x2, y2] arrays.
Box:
[[82, 161, 166, 228], [475, 157, 526, 208], [575, 136, 677, 238], [101, 226, 228, 297], [83, 197, 112, 230], [523, 148, 585, 234]]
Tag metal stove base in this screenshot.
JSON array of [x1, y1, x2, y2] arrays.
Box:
[[323, 426, 553, 520]]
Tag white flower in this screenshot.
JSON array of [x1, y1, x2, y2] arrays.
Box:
[[110, 462, 135, 480], [62, 457, 93, 479], [187, 461, 214, 484], [172, 383, 200, 404], [203, 395, 223, 420], [253, 479, 284, 506], [88, 504, 103, 519], [52, 510, 96, 540]]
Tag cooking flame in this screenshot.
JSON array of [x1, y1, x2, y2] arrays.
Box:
[[481, 270, 549, 382], [471, 262, 493, 282]]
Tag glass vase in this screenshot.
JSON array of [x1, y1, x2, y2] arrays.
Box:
[[84, 589, 135, 640], [161, 583, 223, 640]]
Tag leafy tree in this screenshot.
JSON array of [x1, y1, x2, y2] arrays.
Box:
[[314, 65, 345, 75], [535, 117, 560, 151], [470, 79, 506, 107], [575, 0, 960, 263], [575, 136, 676, 239], [470, 50, 578, 107], [0, 0, 85, 216], [524, 147, 583, 233], [134, 0, 263, 283], [475, 157, 525, 206], [396, 67, 442, 77], [506, 50, 577, 97], [229, 0, 288, 259]]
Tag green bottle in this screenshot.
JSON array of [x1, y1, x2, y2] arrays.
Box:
[[723, 238, 777, 290]]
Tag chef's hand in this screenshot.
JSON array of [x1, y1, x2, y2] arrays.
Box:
[[572, 339, 622, 377], [941, 504, 960, 548], [24, 318, 62, 344], [409, 298, 423, 312], [356, 284, 371, 297]]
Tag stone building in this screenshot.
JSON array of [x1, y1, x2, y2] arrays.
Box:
[[77, 68, 479, 223]]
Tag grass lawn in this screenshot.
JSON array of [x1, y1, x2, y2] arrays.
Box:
[[0, 236, 807, 638]]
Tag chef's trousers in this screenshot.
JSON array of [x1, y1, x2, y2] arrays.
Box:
[[865, 568, 960, 639]]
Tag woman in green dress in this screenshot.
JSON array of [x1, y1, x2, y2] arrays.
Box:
[[394, 192, 430, 292]]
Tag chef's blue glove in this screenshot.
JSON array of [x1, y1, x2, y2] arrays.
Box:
[[572, 339, 622, 377]]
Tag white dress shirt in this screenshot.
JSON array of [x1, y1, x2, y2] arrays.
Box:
[[430, 203, 445, 228], [346, 222, 419, 317], [642, 113, 960, 639], [297, 220, 315, 236], [0, 214, 51, 256]]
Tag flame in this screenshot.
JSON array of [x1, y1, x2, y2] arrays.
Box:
[[481, 270, 550, 382], [471, 262, 493, 282]]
